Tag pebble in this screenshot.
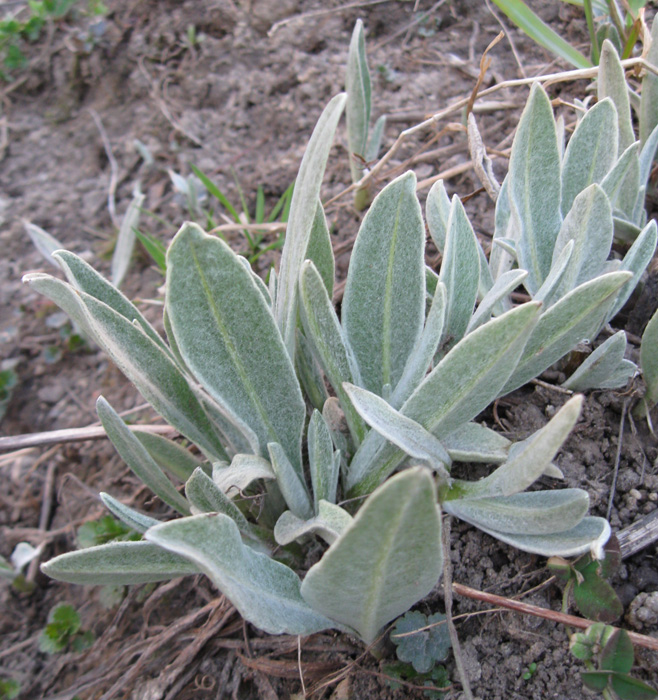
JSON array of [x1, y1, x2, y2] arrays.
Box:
[[37, 384, 66, 404], [627, 591, 658, 630]]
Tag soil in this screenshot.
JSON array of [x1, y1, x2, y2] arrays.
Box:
[[0, 1, 657, 699]]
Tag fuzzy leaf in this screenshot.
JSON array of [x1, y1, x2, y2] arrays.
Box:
[[212, 454, 275, 497], [166, 223, 305, 473], [561, 99, 618, 216], [100, 492, 160, 534], [507, 83, 562, 293], [23, 220, 64, 268], [640, 17, 658, 147], [305, 200, 335, 298], [308, 410, 339, 509], [274, 501, 353, 546], [134, 431, 202, 482], [534, 239, 574, 307], [97, 397, 191, 515], [563, 331, 629, 391], [426, 179, 451, 254], [342, 172, 425, 395], [640, 308, 658, 409], [598, 40, 635, 156], [267, 443, 313, 520], [601, 143, 639, 213], [185, 467, 252, 532], [437, 195, 480, 352], [442, 422, 510, 463], [112, 190, 144, 289], [301, 468, 443, 644], [298, 260, 367, 446], [146, 513, 335, 635], [365, 114, 386, 164], [346, 19, 371, 184], [466, 269, 527, 333], [275, 93, 346, 357], [444, 489, 589, 535], [502, 271, 632, 394], [42, 541, 198, 585]]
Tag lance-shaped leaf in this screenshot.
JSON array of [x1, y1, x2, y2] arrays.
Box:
[[489, 177, 515, 285], [42, 541, 198, 585], [437, 195, 480, 352], [23, 220, 65, 268], [100, 492, 161, 534], [346, 19, 371, 184], [560, 98, 618, 216], [563, 332, 632, 391], [185, 467, 252, 535], [305, 200, 335, 298], [477, 516, 611, 558], [308, 410, 339, 510], [466, 269, 528, 333], [97, 397, 191, 516], [301, 468, 442, 644], [639, 124, 658, 195], [274, 501, 353, 546], [551, 184, 613, 298], [447, 395, 582, 500], [598, 40, 635, 156], [166, 223, 305, 473], [146, 514, 336, 635], [296, 329, 329, 412], [640, 17, 658, 147], [275, 93, 346, 357], [197, 389, 259, 458], [112, 190, 144, 289], [442, 422, 510, 464], [299, 261, 367, 446], [426, 179, 451, 254], [54, 250, 169, 355], [390, 282, 446, 409], [342, 172, 425, 395], [445, 489, 589, 536], [507, 83, 562, 293], [365, 114, 386, 163], [606, 220, 658, 322], [212, 454, 275, 497], [638, 308, 658, 416], [502, 271, 632, 394], [344, 382, 452, 473], [134, 431, 202, 482], [601, 143, 639, 213], [347, 302, 541, 496], [534, 239, 574, 306], [268, 443, 313, 520]]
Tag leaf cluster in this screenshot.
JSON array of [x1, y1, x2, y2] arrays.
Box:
[[38, 604, 95, 655]]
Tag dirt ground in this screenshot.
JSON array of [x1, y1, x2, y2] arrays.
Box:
[[1, 0, 657, 698]]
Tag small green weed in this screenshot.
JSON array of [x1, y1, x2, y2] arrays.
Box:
[[77, 514, 141, 549], [522, 662, 538, 681], [0, 678, 20, 700], [0, 367, 18, 421], [38, 604, 95, 655], [382, 660, 451, 698], [390, 610, 452, 673]]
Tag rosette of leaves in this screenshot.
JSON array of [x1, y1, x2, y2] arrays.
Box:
[[27, 87, 611, 644], [432, 59, 657, 395]]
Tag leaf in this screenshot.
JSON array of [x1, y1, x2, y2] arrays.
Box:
[[581, 671, 611, 692], [275, 93, 346, 358], [638, 123, 658, 192], [574, 569, 623, 623], [23, 220, 65, 268], [112, 190, 144, 289], [343, 382, 452, 473], [301, 468, 443, 644], [502, 271, 632, 394], [476, 516, 611, 558], [305, 200, 335, 298], [507, 83, 562, 294], [390, 282, 446, 409], [445, 489, 589, 536], [560, 98, 618, 216], [365, 114, 386, 164], [533, 239, 574, 307], [551, 184, 613, 298], [165, 223, 305, 473], [562, 331, 630, 391], [347, 302, 540, 496], [296, 328, 329, 412], [640, 16, 658, 147], [640, 307, 658, 409], [342, 172, 426, 395], [298, 261, 367, 446], [346, 19, 371, 184], [97, 397, 191, 515], [448, 395, 582, 499], [426, 180, 451, 254], [41, 541, 199, 585], [134, 431, 202, 482], [490, 0, 592, 68], [598, 40, 635, 156], [442, 422, 510, 463], [267, 443, 313, 520], [437, 195, 480, 352], [466, 269, 528, 333], [489, 177, 515, 285], [135, 229, 167, 273], [212, 454, 275, 497], [274, 501, 353, 546], [391, 611, 451, 674], [606, 219, 658, 322], [146, 513, 336, 635], [601, 143, 640, 212], [185, 467, 253, 534], [99, 492, 160, 534], [610, 673, 658, 700], [308, 410, 339, 509]]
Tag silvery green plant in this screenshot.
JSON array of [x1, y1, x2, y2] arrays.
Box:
[[434, 61, 657, 395], [346, 19, 386, 210], [23, 85, 615, 644]]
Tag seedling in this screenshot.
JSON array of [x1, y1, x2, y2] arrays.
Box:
[[0, 679, 20, 700], [77, 515, 141, 549], [522, 662, 538, 681], [382, 660, 451, 699], [38, 604, 95, 655], [390, 610, 452, 673]]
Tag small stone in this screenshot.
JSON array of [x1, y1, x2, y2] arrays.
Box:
[[627, 592, 658, 630], [629, 488, 643, 500], [37, 383, 66, 404]]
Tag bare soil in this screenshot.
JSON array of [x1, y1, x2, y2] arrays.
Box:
[[0, 1, 657, 699]]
